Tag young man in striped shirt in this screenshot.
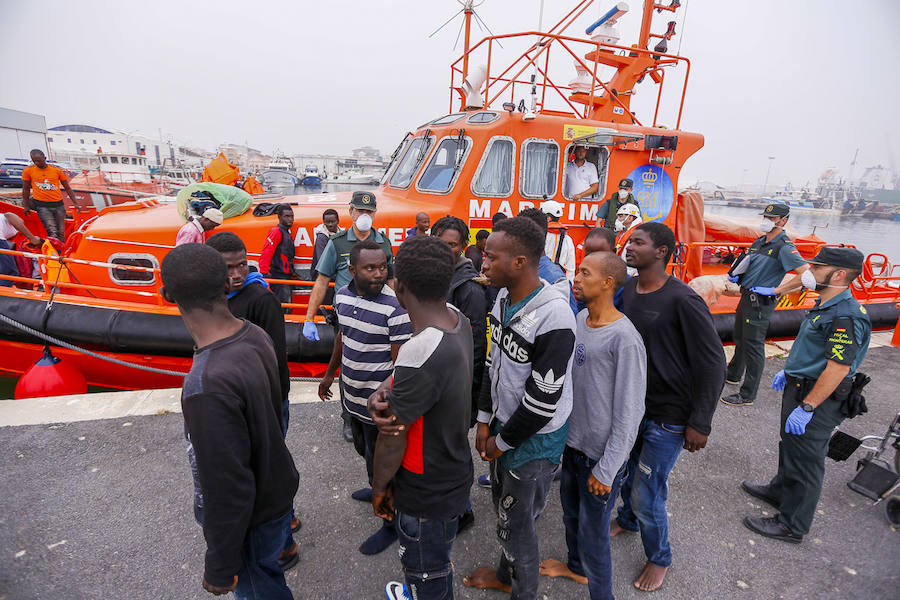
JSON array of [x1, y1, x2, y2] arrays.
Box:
[[317, 239, 412, 555]]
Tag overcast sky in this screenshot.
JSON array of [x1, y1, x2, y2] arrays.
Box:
[[2, 0, 898, 188]]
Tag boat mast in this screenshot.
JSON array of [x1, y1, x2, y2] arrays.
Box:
[[462, 0, 474, 83]]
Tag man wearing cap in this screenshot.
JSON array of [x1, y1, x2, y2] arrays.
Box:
[[721, 203, 809, 407], [304, 191, 395, 442], [598, 178, 639, 230], [563, 145, 599, 201], [541, 200, 576, 282], [175, 208, 223, 246], [742, 246, 870, 543]]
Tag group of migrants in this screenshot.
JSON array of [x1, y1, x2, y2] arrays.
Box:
[[158, 182, 871, 599]]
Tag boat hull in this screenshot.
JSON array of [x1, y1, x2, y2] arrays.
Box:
[[301, 176, 323, 186]]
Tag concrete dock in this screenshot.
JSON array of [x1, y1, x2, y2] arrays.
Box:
[[1, 340, 898, 599]]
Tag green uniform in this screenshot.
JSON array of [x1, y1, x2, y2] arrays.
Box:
[[726, 232, 806, 401], [599, 192, 638, 230], [769, 289, 871, 535], [315, 228, 394, 291]]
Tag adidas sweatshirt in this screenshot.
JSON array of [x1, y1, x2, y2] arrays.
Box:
[[477, 282, 576, 451]]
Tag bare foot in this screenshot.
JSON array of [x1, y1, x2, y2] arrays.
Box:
[[633, 562, 668, 592], [609, 520, 632, 538], [539, 558, 588, 584], [463, 568, 512, 592]]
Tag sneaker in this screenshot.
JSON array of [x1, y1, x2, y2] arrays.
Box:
[[351, 487, 373, 502], [720, 392, 753, 407], [457, 510, 475, 534], [477, 473, 491, 489], [278, 542, 299, 570], [385, 581, 411, 600]]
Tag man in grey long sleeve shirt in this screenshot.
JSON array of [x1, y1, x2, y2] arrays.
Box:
[[540, 252, 646, 600]]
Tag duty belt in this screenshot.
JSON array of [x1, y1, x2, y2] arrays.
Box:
[[741, 287, 778, 304]]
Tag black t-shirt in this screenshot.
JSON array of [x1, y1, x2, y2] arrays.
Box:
[[621, 276, 725, 435], [388, 308, 474, 520], [227, 282, 290, 402], [181, 321, 299, 586]]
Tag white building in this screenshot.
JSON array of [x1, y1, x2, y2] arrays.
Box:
[[0, 107, 48, 161], [47, 124, 184, 168]]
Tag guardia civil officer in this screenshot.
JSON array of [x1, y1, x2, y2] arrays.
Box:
[[721, 203, 809, 407], [742, 247, 871, 543]]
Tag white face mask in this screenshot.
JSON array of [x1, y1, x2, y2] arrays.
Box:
[[355, 213, 373, 232], [800, 269, 817, 290], [619, 189, 630, 198], [759, 219, 775, 233], [615, 219, 626, 232]]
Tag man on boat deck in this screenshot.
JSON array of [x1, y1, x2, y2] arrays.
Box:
[[304, 191, 394, 442], [722, 203, 809, 407], [160, 243, 298, 600], [612, 222, 725, 593], [743, 247, 870, 544], [316, 239, 412, 556], [206, 231, 299, 571], [21, 149, 79, 240], [597, 178, 639, 230], [404, 212, 430, 239], [175, 208, 222, 246], [463, 216, 576, 600], [259, 204, 297, 311]]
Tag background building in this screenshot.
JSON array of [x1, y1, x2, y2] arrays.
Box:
[[0, 107, 48, 160]]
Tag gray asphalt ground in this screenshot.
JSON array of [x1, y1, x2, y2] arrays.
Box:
[[1, 347, 898, 600]]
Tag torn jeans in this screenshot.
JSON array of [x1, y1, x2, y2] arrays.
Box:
[[615, 418, 684, 567], [490, 457, 558, 600]]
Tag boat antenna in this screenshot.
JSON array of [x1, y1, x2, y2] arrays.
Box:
[[523, 0, 545, 121], [429, 1, 501, 83]]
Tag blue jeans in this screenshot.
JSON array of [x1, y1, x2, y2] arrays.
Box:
[[233, 512, 294, 600], [491, 457, 558, 600], [560, 447, 626, 600], [396, 510, 458, 600], [615, 419, 684, 567]]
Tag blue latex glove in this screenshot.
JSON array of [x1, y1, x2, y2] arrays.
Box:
[[750, 286, 777, 296], [302, 321, 320, 341], [785, 406, 814, 435], [772, 370, 786, 391], [727, 275, 739, 283]]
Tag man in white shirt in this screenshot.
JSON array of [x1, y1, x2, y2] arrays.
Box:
[[563, 145, 599, 201], [541, 200, 576, 282]]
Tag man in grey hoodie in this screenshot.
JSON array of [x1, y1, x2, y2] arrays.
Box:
[[463, 216, 576, 600]]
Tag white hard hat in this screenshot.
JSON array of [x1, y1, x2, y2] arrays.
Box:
[[202, 208, 224, 225], [540, 200, 564, 218], [617, 203, 641, 219]]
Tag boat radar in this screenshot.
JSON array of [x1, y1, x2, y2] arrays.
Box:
[[585, 2, 629, 46]]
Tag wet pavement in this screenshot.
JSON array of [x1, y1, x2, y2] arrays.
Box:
[[1, 346, 898, 599]]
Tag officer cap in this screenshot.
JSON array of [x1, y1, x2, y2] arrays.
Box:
[[808, 246, 864, 271], [760, 203, 790, 217], [350, 191, 377, 210], [618, 178, 634, 189]]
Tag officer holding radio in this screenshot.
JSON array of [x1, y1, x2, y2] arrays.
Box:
[[721, 203, 809, 407], [742, 246, 871, 543]]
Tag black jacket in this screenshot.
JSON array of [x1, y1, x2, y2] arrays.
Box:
[[447, 256, 488, 420], [227, 282, 290, 401]]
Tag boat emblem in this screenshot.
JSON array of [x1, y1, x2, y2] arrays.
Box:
[[641, 170, 658, 184]]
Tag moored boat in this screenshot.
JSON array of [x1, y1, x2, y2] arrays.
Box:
[[1, 0, 898, 391]]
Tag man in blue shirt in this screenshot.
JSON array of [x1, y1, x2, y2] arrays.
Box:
[[722, 203, 809, 407], [742, 247, 871, 544]]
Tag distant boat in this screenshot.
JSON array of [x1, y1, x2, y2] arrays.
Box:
[[300, 164, 323, 186], [260, 155, 300, 186], [331, 169, 380, 185]]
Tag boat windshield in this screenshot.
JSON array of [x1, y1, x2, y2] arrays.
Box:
[[380, 133, 411, 185], [417, 136, 471, 193], [472, 137, 514, 197], [389, 135, 434, 188]]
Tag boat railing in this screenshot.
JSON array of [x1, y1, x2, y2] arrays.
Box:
[[0, 246, 334, 317], [450, 6, 690, 126]]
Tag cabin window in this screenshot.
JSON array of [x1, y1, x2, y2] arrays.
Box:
[[80, 139, 84, 144], [429, 113, 466, 126], [417, 136, 472, 194], [519, 139, 559, 199], [389, 136, 434, 189], [380, 135, 411, 185], [67, 138, 72, 143], [110, 140, 116, 145], [562, 143, 609, 200], [48, 137, 53, 142], [467, 111, 500, 124], [471, 136, 514, 197], [110, 156, 119, 164], [108, 253, 158, 285], [100, 156, 108, 163]]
